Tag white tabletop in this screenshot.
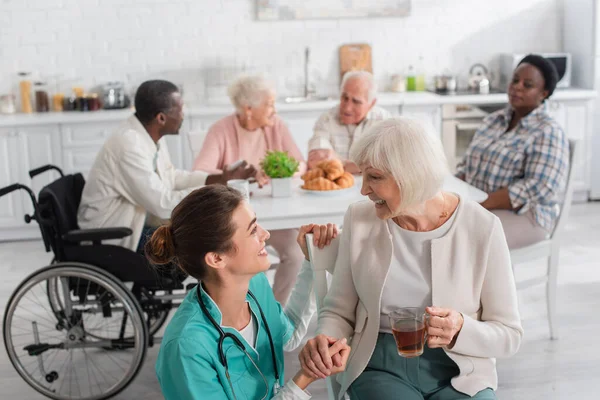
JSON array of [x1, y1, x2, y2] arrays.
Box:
[[250, 175, 488, 231]]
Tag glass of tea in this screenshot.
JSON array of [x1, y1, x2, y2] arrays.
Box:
[[389, 307, 429, 358]]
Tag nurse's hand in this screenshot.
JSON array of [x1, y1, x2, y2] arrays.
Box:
[[299, 334, 344, 379], [297, 223, 339, 261]]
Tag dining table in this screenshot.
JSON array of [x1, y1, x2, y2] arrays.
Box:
[[250, 175, 488, 231]]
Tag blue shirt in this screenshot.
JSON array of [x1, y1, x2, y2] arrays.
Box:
[[156, 264, 316, 400], [456, 104, 569, 232]]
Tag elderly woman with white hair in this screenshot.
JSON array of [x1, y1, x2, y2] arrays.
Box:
[[307, 70, 391, 174], [297, 118, 523, 399], [193, 74, 306, 305]]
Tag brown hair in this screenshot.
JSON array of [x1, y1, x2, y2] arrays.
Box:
[[145, 185, 244, 279]]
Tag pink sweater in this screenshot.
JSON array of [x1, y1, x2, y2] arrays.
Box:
[[193, 114, 306, 175]]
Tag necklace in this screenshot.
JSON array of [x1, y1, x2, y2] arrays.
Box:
[[438, 193, 449, 227]]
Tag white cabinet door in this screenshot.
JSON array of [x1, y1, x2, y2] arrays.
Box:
[[60, 122, 120, 177], [0, 128, 24, 231], [563, 101, 592, 200], [547, 100, 591, 201], [0, 125, 61, 240], [400, 105, 442, 136], [283, 111, 319, 160]]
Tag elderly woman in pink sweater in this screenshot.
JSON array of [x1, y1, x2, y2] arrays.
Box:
[[193, 74, 306, 305]]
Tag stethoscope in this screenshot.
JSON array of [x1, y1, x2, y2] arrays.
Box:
[[197, 285, 280, 400]]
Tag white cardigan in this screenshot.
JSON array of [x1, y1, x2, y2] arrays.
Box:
[[317, 198, 523, 398]]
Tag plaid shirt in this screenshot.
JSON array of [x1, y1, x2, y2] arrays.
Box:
[[308, 105, 392, 160], [456, 104, 569, 232]]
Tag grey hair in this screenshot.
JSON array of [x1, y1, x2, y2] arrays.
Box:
[[350, 117, 449, 213], [340, 70, 377, 102], [227, 74, 275, 112]]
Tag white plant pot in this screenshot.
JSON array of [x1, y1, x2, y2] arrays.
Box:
[[271, 177, 293, 198]]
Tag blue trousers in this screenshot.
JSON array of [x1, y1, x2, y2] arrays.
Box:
[[348, 333, 496, 400]]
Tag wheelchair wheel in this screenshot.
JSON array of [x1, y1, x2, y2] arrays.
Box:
[[48, 278, 170, 338], [3, 263, 148, 400]]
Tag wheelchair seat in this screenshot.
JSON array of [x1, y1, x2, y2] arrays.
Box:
[[37, 172, 183, 290]]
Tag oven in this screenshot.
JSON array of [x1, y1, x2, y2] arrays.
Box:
[[441, 103, 506, 172]]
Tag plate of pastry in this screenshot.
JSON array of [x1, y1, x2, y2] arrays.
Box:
[[300, 159, 357, 196]]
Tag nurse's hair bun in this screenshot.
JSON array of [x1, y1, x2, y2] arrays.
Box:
[[145, 225, 176, 265]]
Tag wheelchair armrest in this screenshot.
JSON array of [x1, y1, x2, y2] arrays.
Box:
[[63, 227, 133, 243]]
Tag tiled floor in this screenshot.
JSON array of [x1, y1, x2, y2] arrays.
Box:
[[1, 202, 599, 400]]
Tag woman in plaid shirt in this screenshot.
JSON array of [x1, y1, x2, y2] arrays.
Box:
[[456, 55, 569, 249]]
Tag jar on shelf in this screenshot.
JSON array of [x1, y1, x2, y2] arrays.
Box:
[[0, 94, 17, 114], [18, 72, 33, 113], [34, 81, 50, 112]]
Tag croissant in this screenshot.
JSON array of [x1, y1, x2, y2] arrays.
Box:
[[302, 177, 341, 191], [301, 168, 325, 182], [335, 172, 355, 189], [317, 159, 344, 181]]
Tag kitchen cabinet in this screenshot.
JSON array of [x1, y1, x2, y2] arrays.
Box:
[[60, 121, 120, 177], [400, 105, 442, 136], [0, 129, 24, 236], [546, 99, 593, 202], [0, 126, 62, 240]]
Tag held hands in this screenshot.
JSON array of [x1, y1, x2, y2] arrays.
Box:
[[299, 335, 350, 380], [297, 223, 339, 261], [425, 306, 464, 349]]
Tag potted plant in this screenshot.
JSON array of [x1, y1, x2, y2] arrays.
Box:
[[260, 150, 299, 198]]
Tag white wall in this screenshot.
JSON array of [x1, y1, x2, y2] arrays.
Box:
[[0, 0, 561, 103]]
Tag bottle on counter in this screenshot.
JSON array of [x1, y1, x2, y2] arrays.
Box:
[[415, 56, 426, 91], [18, 72, 33, 113], [34, 81, 50, 112], [406, 65, 416, 92]]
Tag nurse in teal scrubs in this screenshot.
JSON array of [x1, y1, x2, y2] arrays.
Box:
[[145, 185, 349, 400]]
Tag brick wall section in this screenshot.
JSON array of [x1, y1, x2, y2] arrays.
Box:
[[0, 0, 561, 103]]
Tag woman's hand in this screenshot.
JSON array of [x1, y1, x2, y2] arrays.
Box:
[[297, 223, 339, 261], [425, 306, 464, 349], [298, 334, 348, 379], [293, 337, 350, 390]]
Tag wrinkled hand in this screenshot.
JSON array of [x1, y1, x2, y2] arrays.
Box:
[[425, 306, 464, 349], [297, 223, 338, 261], [307, 149, 335, 169], [299, 334, 349, 379], [222, 160, 256, 183]]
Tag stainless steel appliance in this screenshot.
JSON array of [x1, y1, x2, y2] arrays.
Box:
[[100, 82, 130, 109], [498, 53, 572, 90], [441, 103, 506, 172]]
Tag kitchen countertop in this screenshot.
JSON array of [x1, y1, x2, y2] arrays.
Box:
[[0, 88, 596, 127]]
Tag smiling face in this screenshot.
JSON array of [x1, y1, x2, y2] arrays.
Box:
[[221, 201, 271, 276], [360, 165, 402, 219], [339, 77, 375, 125], [508, 63, 548, 114]]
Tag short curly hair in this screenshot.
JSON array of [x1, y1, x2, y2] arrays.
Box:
[[227, 74, 275, 112]]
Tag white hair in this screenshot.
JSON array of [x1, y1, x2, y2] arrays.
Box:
[[340, 70, 377, 102], [227, 74, 275, 111], [350, 117, 449, 213]]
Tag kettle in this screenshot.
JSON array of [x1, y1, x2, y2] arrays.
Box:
[[468, 63, 491, 94]]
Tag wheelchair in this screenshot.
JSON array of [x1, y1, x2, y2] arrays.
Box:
[[1, 165, 194, 400]]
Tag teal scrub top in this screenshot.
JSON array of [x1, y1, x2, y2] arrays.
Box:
[[156, 273, 296, 400]]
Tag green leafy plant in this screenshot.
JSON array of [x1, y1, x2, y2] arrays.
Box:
[[260, 150, 299, 179]]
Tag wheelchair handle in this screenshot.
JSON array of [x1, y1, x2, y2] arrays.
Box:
[[0, 183, 25, 198], [29, 164, 64, 179]]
